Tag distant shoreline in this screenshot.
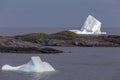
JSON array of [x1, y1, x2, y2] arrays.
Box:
[[0, 27, 120, 36]]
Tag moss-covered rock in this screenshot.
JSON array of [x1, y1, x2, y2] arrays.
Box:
[[15, 31, 78, 41], [14, 31, 120, 47], [15, 33, 49, 41], [50, 31, 77, 39]]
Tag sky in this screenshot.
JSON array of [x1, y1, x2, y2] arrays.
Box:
[[0, 0, 120, 28]]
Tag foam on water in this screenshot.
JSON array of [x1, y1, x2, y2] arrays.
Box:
[[2, 56, 55, 72]]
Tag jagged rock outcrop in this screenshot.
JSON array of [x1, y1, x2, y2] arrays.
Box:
[[0, 36, 63, 53], [0, 30, 120, 54], [14, 31, 120, 47]]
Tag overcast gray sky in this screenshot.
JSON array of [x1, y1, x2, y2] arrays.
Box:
[[0, 0, 120, 28]]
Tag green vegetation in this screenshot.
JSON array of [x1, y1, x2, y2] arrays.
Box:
[[16, 33, 49, 41], [50, 31, 78, 39], [15, 31, 78, 41]]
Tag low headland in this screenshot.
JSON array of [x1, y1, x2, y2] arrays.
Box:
[[0, 31, 120, 53]]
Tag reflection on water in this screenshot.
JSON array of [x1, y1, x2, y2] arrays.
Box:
[[1, 71, 56, 80], [31, 72, 56, 80], [0, 47, 120, 80]]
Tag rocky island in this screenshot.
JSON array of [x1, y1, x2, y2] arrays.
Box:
[[0, 31, 120, 53], [14, 31, 120, 47], [0, 15, 119, 54]]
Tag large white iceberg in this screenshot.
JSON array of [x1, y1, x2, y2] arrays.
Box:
[[2, 56, 55, 72], [69, 15, 106, 34]]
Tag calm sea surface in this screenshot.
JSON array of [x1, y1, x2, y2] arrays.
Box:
[[0, 27, 120, 36], [0, 47, 120, 80], [0, 28, 120, 80]]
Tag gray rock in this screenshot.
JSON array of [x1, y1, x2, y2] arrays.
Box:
[[0, 37, 63, 53]]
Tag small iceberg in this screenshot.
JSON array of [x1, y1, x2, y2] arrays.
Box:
[[69, 15, 106, 34], [2, 56, 55, 72]]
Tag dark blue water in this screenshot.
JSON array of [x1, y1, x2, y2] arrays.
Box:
[[0, 47, 120, 80]]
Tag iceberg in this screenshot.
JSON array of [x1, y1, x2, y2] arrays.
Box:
[[2, 56, 55, 72], [69, 15, 106, 34]]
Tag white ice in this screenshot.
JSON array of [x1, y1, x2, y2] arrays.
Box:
[[69, 15, 106, 34], [1, 56, 55, 72]]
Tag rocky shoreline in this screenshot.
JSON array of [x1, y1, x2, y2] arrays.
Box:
[[15, 31, 120, 47], [0, 31, 120, 53], [0, 37, 63, 53]]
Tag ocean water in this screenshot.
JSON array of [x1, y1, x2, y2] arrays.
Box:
[[0, 27, 120, 36], [0, 47, 120, 80], [0, 27, 120, 80]]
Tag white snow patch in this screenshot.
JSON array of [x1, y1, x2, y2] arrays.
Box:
[[1, 56, 55, 72], [69, 15, 106, 34]]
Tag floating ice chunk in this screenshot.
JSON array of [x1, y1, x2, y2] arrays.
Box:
[[81, 15, 102, 33], [2, 56, 55, 72], [69, 15, 106, 34]]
